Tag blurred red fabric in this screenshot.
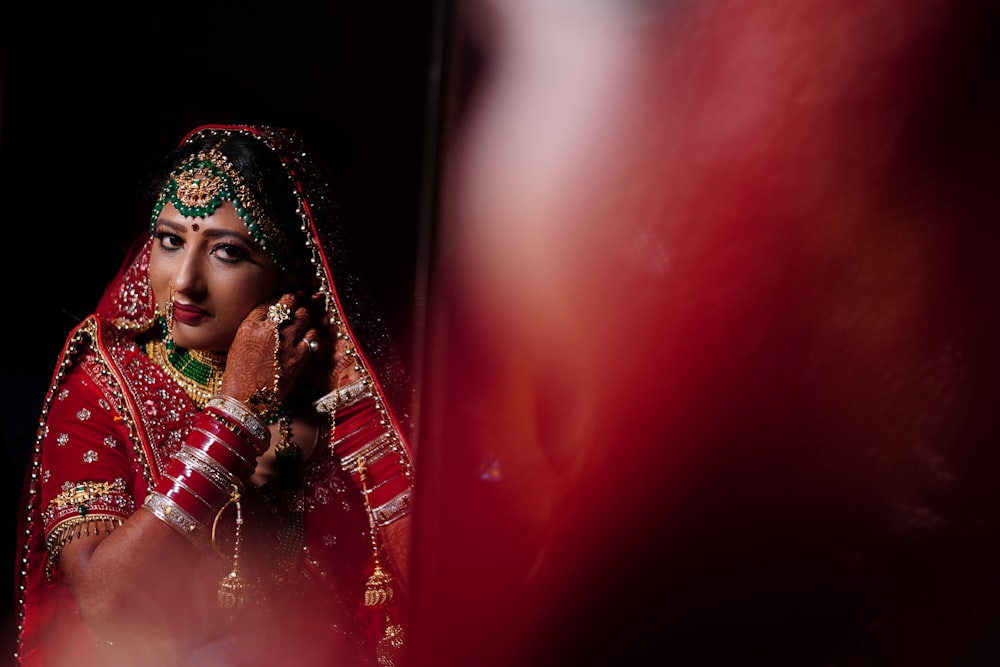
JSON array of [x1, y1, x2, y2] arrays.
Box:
[[408, 1, 999, 665]]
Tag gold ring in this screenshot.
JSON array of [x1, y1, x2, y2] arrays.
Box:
[[268, 302, 292, 325]]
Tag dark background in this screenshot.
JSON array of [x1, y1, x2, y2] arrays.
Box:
[[0, 3, 445, 661]]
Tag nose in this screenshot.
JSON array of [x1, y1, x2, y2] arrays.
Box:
[[170, 244, 207, 298]]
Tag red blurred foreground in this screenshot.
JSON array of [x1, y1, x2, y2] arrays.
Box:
[[408, 1, 999, 665]]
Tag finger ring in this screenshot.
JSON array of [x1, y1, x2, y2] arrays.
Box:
[[306, 338, 319, 353], [268, 302, 292, 325]]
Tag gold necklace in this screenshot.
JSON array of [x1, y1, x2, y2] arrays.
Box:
[[145, 338, 226, 408]]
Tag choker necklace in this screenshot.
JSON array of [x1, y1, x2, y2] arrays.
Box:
[[145, 335, 226, 409]]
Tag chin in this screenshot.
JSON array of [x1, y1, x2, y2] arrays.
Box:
[[172, 328, 229, 353]]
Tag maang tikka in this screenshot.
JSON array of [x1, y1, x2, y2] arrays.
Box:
[[149, 142, 292, 269]]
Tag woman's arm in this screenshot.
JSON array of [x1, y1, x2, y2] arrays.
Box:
[[42, 366, 218, 650]]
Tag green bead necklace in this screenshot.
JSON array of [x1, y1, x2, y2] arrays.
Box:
[[145, 317, 226, 409]]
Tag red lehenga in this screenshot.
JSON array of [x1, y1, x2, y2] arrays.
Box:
[[13, 126, 415, 666]]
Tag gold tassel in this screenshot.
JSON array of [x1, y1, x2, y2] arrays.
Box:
[[359, 457, 404, 667], [213, 485, 249, 611], [376, 616, 405, 667], [359, 457, 394, 607]]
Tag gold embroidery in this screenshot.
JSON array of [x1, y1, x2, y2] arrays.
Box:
[[44, 516, 123, 580], [48, 480, 121, 509], [44, 480, 129, 579]]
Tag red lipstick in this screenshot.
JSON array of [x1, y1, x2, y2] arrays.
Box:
[[172, 302, 209, 325]]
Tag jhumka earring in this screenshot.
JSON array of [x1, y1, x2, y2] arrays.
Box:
[[159, 283, 176, 350]]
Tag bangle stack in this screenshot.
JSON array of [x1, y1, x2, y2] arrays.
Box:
[[204, 394, 270, 453], [144, 394, 271, 543], [330, 398, 414, 528]]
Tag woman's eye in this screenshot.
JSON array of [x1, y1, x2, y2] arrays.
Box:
[[154, 231, 182, 250], [212, 243, 248, 263]]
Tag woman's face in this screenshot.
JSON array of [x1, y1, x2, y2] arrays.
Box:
[[148, 201, 284, 352]]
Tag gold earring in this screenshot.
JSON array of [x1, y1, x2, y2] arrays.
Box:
[[160, 283, 176, 348]]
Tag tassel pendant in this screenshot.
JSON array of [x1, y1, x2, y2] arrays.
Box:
[[213, 485, 249, 611], [358, 458, 404, 666], [365, 561, 395, 607], [359, 457, 395, 607], [376, 618, 405, 667], [218, 570, 250, 610]]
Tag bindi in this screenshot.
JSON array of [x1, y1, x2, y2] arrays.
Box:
[[191, 222, 200, 231]]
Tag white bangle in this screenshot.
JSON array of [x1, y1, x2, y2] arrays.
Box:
[[143, 491, 204, 544], [205, 394, 270, 445], [313, 378, 369, 415]]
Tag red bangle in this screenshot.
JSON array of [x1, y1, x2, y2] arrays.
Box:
[[202, 437, 256, 480], [331, 400, 378, 437], [162, 457, 230, 509], [196, 411, 264, 460], [157, 476, 214, 525], [330, 405, 383, 460], [186, 428, 256, 480], [359, 457, 411, 510], [202, 407, 269, 456]]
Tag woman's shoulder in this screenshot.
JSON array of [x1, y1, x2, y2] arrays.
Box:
[[55, 312, 152, 356], [45, 314, 153, 403]]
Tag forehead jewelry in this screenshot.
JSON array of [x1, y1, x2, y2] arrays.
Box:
[[150, 144, 291, 269]]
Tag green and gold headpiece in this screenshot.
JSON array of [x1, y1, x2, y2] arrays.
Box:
[[149, 144, 291, 269]]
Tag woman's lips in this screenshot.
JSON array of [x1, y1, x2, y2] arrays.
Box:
[[172, 302, 209, 325]]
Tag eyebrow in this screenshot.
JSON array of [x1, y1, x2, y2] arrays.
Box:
[[153, 219, 257, 246], [154, 219, 187, 234], [200, 228, 256, 245]]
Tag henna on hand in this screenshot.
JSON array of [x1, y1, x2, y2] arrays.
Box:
[[220, 293, 314, 405], [306, 320, 366, 397]]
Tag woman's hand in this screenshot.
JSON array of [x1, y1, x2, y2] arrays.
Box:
[[304, 295, 365, 398], [219, 292, 321, 405]]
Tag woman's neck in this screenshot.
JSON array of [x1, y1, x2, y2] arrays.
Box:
[[144, 331, 227, 408]]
